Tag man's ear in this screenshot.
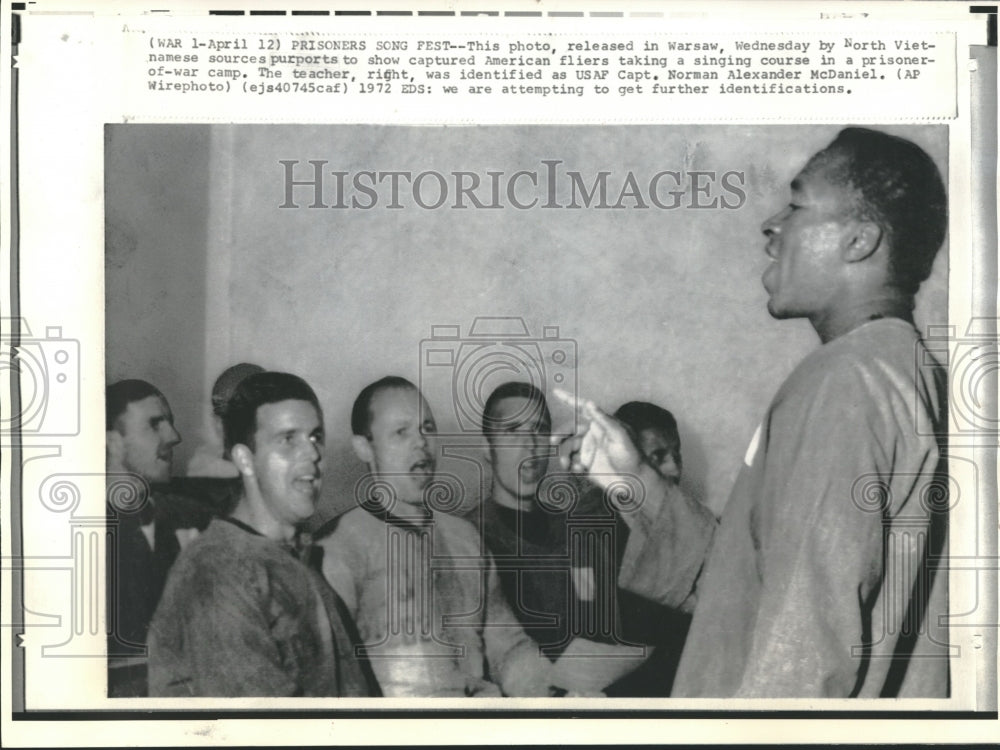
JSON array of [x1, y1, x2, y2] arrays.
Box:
[[481, 440, 495, 467], [230, 443, 255, 477], [351, 434, 375, 465], [843, 220, 882, 263]]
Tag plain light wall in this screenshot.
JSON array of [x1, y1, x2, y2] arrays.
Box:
[[105, 125, 212, 469], [106, 124, 948, 520]]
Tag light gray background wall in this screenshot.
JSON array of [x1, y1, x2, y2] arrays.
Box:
[[106, 124, 948, 520], [105, 125, 211, 462]]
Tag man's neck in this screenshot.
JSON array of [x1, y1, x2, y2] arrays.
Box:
[[231, 496, 295, 543], [107, 460, 152, 488], [489, 482, 537, 512], [810, 293, 914, 344], [386, 496, 432, 518]]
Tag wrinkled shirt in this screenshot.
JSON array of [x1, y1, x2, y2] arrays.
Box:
[[318, 506, 551, 697], [621, 319, 949, 697], [148, 518, 376, 697]]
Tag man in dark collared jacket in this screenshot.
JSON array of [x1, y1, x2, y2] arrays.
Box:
[[148, 372, 378, 697]]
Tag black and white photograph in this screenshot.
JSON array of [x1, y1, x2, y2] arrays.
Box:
[[103, 123, 952, 699], [2, 1, 997, 745]]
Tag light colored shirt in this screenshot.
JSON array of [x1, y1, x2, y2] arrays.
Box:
[[319, 506, 552, 697]]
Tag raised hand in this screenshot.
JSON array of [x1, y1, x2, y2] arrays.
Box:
[[550, 387, 643, 490]]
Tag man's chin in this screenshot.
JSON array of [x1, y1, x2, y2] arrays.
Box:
[[150, 456, 173, 480], [518, 481, 542, 498], [766, 299, 793, 320], [520, 468, 546, 486], [412, 471, 435, 490], [393, 478, 431, 506], [290, 501, 319, 527]]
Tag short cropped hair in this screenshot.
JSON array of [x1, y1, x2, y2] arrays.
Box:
[[614, 400, 681, 467], [106, 379, 164, 431], [481, 381, 551, 438], [351, 376, 416, 437], [211, 363, 264, 417], [224, 371, 322, 454], [818, 127, 947, 297]]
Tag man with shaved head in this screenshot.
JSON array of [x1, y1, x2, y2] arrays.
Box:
[[317, 376, 552, 697]]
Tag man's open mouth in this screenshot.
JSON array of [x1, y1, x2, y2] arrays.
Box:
[[410, 458, 434, 474]]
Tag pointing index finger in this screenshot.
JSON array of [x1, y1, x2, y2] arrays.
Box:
[[552, 387, 592, 418], [552, 387, 611, 426]]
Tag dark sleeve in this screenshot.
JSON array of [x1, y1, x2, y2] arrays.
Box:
[[482, 552, 553, 697], [153, 554, 300, 697]]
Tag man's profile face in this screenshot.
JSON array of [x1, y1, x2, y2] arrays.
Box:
[[117, 395, 180, 483], [364, 387, 437, 505], [247, 399, 325, 527], [760, 151, 858, 321], [636, 427, 681, 485], [486, 395, 552, 502]]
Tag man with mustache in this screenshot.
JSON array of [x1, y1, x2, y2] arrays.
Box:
[[317, 376, 551, 697], [105, 379, 187, 696], [147, 372, 377, 696], [560, 128, 949, 697]]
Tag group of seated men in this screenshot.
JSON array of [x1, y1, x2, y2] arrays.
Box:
[[107, 128, 951, 699], [106, 366, 693, 697]]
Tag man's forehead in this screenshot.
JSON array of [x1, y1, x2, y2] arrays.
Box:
[[795, 148, 849, 188], [255, 399, 322, 430], [492, 395, 550, 428], [125, 394, 170, 418], [116, 394, 170, 436], [788, 164, 860, 217], [639, 426, 678, 449], [371, 386, 431, 422]]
